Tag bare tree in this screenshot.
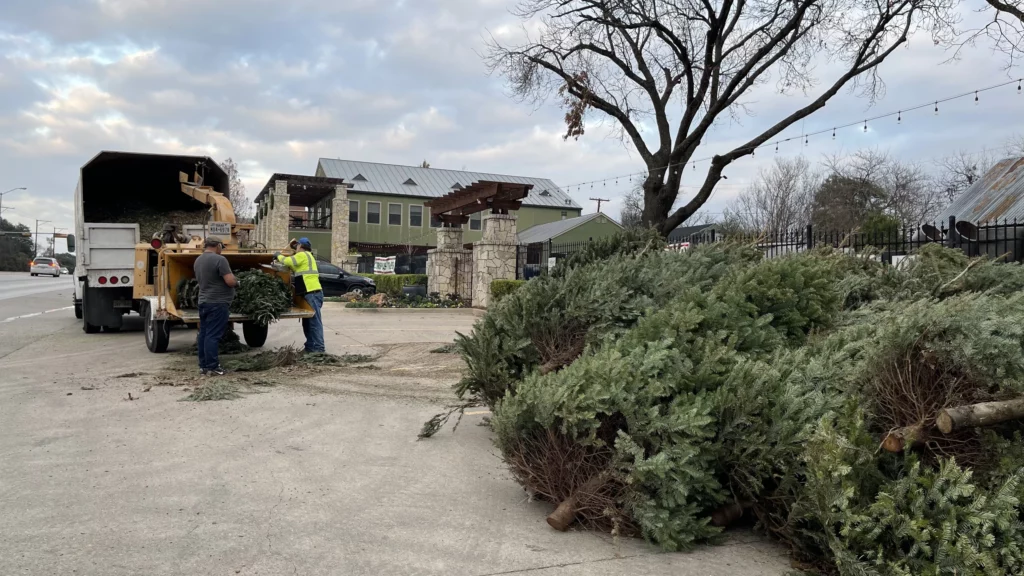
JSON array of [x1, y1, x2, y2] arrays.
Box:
[[957, 0, 1024, 68], [934, 149, 995, 203], [932, 135, 1024, 204], [619, 186, 645, 229], [221, 158, 254, 221], [486, 0, 958, 236], [723, 156, 817, 232], [813, 150, 938, 229]]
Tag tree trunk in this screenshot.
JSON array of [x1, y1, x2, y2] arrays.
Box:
[[881, 424, 925, 453], [936, 397, 1024, 434], [545, 474, 607, 531]]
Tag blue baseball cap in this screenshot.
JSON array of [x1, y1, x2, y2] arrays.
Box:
[[298, 237, 312, 249]]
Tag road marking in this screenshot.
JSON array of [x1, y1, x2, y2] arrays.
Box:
[[1, 306, 73, 323]]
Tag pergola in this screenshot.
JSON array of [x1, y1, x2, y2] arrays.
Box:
[[424, 180, 533, 226]]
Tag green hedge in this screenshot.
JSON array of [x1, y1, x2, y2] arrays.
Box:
[[490, 279, 526, 302], [366, 274, 428, 297]]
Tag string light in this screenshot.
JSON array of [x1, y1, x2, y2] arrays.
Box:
[[548, 77, 1022, 194], [975, 91, 979, 105], [805, 134, 809, 146], [863, 120, 867, 132]]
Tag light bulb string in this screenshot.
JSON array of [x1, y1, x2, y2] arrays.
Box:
[[554, 77, 1022, 192]]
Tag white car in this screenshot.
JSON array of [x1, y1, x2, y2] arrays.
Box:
[[30, 257, 61, 277]]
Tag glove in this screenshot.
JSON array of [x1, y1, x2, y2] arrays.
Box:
[[273, 252, 281, 259]]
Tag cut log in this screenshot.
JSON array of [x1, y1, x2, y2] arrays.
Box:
[[936, 397, 1024, 434], [545, 474, 607, 532], [881, 424, 925, 453]]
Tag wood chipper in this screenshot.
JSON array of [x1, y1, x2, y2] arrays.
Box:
[[138, 170, 313, 353]]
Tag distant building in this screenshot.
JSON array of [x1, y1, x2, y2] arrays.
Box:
[[315, 159, 582, 250], [517, 212, 623, 245]]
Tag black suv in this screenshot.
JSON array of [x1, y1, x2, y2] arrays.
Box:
[[317, 261, 376, 296]]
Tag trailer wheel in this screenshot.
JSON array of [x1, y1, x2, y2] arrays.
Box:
[[242, 322, 269, 348], [144, 302, 170, 353]]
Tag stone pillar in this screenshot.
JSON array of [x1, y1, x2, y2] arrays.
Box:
[[472, 213, 518, 308], [330, 184, 351, 267], [268, 180, 290, 251], [427, 227, 472, 299]]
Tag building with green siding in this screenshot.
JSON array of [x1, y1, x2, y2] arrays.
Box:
[[314, 159, 582, 250]]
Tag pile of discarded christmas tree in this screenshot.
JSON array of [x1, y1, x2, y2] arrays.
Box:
[[448, 229, 1024, 575], [177, 269, 292, 326]]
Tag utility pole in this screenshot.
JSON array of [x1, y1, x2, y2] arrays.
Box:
[[35, 219, 51, 257], [0, 187, 27, 220], [51, 227, 66, 256], [590, 197, 610, 213]]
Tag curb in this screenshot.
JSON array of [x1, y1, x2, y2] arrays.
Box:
[[323, 303, 485, 317]]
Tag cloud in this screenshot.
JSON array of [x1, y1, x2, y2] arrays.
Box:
[[0, 0, 1021, 240]]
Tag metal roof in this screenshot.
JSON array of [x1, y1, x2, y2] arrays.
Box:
[[517, 212, 621, 244], [317, 158, 581, 210], [936, 156, 1024, 223], [667, 223, 718, 243]]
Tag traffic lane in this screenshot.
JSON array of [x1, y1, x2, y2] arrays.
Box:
[[0, 274, 75, 320], [0, 271, 74, 303]]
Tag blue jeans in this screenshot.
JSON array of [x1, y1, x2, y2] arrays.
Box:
[[197, 303, 230, 370], [302, 291, 325, 353]]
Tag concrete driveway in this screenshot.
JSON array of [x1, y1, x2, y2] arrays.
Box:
[[0, 305, 789, 575]]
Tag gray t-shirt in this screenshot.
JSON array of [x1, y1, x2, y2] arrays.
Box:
[[194, 252, 235, 305]]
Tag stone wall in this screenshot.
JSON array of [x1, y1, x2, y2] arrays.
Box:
[[330, 184, 351, 267], [427, 227, 472, 299], [472, 213, 518, 309], [268, 180, 290, 250]]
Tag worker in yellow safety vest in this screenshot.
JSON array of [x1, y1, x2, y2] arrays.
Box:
[[275, 237, 325, 353]]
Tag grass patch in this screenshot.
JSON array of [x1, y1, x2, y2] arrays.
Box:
[[345, 301, 378, 309], [181, 380, 241, 402], [222, 346, 376, 372], [430, 343, 458, 354]]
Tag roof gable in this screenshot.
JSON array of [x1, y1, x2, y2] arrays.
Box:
[[317, 158, 581, 210]]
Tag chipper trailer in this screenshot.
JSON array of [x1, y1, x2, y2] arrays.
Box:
[[72, 151, 312, 352]]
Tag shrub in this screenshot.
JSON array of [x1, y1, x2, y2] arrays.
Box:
[[490, 279, 525, 302], [366, 274, 428, 297]]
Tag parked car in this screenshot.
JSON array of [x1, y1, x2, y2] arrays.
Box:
[[60, 267, 70, 275], [30, 257, 61, 277], [317, 260, 376, 296]]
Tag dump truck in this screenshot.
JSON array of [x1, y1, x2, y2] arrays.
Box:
[[73, 151, 313, 352]]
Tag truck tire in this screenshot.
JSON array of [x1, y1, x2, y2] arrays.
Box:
[[242, 322, 269, 348], [144, 302, 170, 353], [74, 302, 83, 319]]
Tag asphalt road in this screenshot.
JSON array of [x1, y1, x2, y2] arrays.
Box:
[[0, 272, 81, 360], [0, 301, 790, 575]]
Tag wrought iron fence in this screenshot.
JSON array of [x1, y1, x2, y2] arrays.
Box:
[[290, 213, 332, 230], [516, 240, 594, 279], [672, 218, 1024, 264]]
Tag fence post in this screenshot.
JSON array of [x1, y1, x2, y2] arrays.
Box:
[[805, 224, 813, 251], [947, 216, 957, 249]]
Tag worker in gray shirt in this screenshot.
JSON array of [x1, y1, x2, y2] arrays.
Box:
[[193, 236, 237, 375]]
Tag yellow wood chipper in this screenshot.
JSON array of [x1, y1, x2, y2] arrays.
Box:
[[70, 151, 311, 353]]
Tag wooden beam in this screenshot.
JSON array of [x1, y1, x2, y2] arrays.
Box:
[[425, 182, 498, 214]]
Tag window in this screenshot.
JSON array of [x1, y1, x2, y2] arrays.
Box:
[[349, 200, 359, 223], [318, 262, 340, 275], [410, 205, 423, 227], [388, 203, 402, 226], [430, 209, 442, 228], [367, 202, 381, 225], [470, 212, 481, 231], [561, 211, 567, 220]]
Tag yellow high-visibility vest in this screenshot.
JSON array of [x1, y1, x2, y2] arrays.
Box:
[[276, 251, 322, 293]]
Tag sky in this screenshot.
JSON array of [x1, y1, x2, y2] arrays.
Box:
[[0, 0, 1022, 253]]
